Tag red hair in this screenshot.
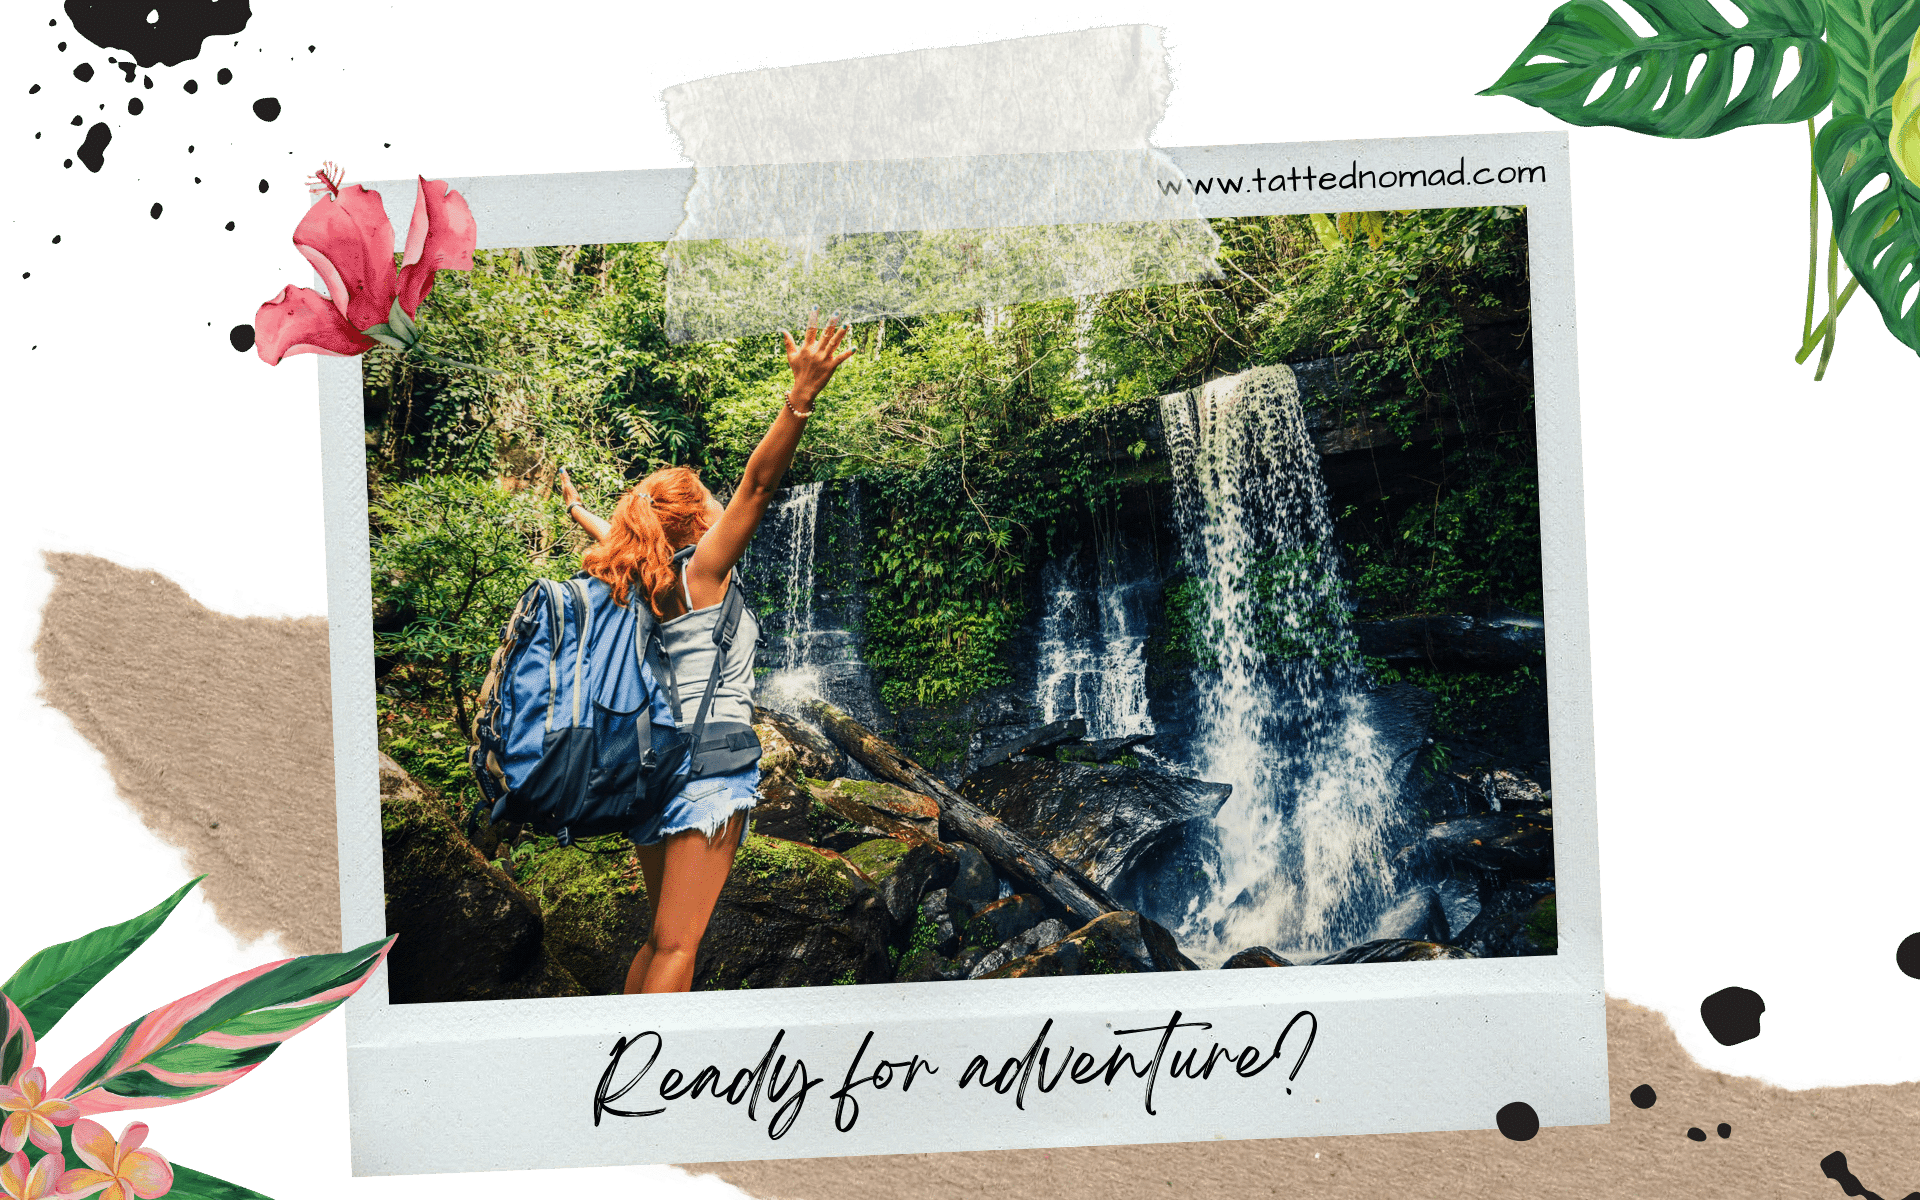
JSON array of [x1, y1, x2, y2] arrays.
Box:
[[580, 467, 714, 616]]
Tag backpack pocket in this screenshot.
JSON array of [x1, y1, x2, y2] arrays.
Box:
[[498, 724, 597, 830], [587, 700, 645, 802]]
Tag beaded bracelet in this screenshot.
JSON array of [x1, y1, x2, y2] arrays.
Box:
[[784, 394, 815, 419]]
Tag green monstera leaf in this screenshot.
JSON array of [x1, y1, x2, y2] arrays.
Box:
[[1827, 0, 1920, 117], [1481, 0, 1837, 137], [1816, 111, 1920, 349], [1892, 26, 1920, 180]]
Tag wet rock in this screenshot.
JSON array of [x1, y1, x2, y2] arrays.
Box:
[[754, 706, 847, 779], [690, 835, 893, 989], [1056, 734, 1154, 764], [1478, 769, 1549, 814], [961, 758, 1230, 890], [804, 778, 939, 852], [846, 838, 957, 928], [918, 888, 970, 955], [983, 910, 1198, 979], [1317, 939, 1477, 964], [1422, 812, 1553, 878], [1370, 887, 1450, 944], [1456, 884, 1557, 958], [968, 918, 1071, 978], [972, 717, 1088, 772], [749, 716, 815, 841], [518, 841, 649, 996], [815, 777, 940, 837], [964, 894, 1047, 950], [947, 842, 999, 912], [1354, 612, 1545, 670], [379, 753, 583, 1002], [1222, 946, 1295, 969]]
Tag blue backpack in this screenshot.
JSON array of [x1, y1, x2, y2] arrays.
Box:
[[467, 550, 758, 847]]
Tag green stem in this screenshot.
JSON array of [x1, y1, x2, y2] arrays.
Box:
[[1795, 279, 1861, 363], [1815, 231, 1840, 380], [1803, 118, 1818, 349]]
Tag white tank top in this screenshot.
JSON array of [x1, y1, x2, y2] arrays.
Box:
[[655, 569, 761, 730]]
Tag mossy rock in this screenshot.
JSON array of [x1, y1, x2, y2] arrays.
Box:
[[844, 837, 914, 883], [518, 842, 651, 995], [691, 834, 894, 990]]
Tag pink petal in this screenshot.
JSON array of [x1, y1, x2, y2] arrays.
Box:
[[394, 176, 476, 318], [0, 1087, 22, 1109], [24, 1115, 60, 1156], [252, 285, 377, 366], [16, 1071, 44, 1105], [2, 998, 37, 1090], [37, 1102, 75, 1128], [0, 1113, 26, 1156], [116, 1150, 168, 1200], [2, 1150, 28, 1198], [291, 184, 397, 331], [68, 1122, 113, 1177], [112, 1125, 145, 1159], [52, 1168, 111, 1200], [22, 1152, 62, 1200]]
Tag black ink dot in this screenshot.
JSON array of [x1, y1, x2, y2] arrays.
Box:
[[224, 221, 234, 230], [193, 176, 200, 183], [187, 144, 194, 152], [229, 324, 254, 352], [71, 115, 83, 125], [34, 132, 41, 139], [73, 63, 94, 82], [58, 41, 67, 51], [29, 84, 41, 94], [1687, 1127, 1706, 1141], [217, 68, 232, 85], [1496, 1102, 1539, 1141], [63, 159, 72, 168], [127, 97, 143, 115], [143, 75, 152, 89], [1629, 1084, 1657, 1109], [251, 97, 279, 121], [308, 44, 315, 51], [118, 62, 137, 83], [51, 235, 60, 244], [108, 55, 116, 62], [21, 273, 29, 279], [1897, 933, 1920, 979], [78, 122, 111, 172], [183, 79, 197, 93], [150, 202, 162, 219], [1717, 1123, 1731, 1139], [50, 18, 56, 24], [1700, 987, 1766, 1046], [383, 142, 390, 148], [257, 178, 268, 193]]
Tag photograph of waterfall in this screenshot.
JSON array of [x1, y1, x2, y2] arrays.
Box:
[[362, 203, 1556, 1001]]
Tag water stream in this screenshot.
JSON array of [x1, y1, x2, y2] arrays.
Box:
[[1034, 547, 1156, 738]]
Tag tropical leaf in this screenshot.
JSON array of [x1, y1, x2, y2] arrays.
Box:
[[1827, 0, 1920, 116], [50, 936, 394, 1117], [1816, 111, 1920, 350], [1892, 25, 1920, 180], [0, 996, 35, 1087], [1480, 0, 1837, 137], [168, 1162, 279, 1200], [1, 878, 202, 1039]]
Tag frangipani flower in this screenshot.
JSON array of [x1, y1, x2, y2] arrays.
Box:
[[56, 1122, 170, 1200], [254, 171, 476, 366], [0, 1070, 77, 1156], [0, 1150, 63, 1200]]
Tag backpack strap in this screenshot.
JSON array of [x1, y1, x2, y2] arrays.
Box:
[[667, 545, 747, 770], [565, 578, 593, 727], [539, 579, 566, 733]]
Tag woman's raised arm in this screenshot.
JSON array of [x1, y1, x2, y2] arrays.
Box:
[[688, 312, 854, 591], [558, 469, 612, 542]]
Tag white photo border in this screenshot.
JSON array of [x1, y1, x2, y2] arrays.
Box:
[[326, 130, 1604, 1174]]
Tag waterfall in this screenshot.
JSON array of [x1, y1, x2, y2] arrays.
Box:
[[1034, 551, 1155, 738], [1148, 364, 1401, 962]]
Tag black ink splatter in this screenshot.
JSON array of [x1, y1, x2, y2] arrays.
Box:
[[307, 44, 313, 51], [224, 220, 233, 230], [29, 84, 42, 94], [251, 96, 278, 121], [70, 114, 83, 125], [1700, 987, 1765, 1046], [228, 324, 254, 352], [117, 61, 136, 82], [1629, 1084, 1657, 1109], [1717, 1123, 1731, 1138], [182, 78, 196, 93], [58, 41, 67, 51], [1819, 1150, 1920, 1200], [257, 178, 268, 193], [1687, 1127, 1706, 1141], [216, 67, 231, 84], [126, 97, 142, 115], [63, 159, 73, 168], [72, 62, 94, 81], [51, 235, 61, 244], [1495, 1101, 1539, 1141], [149, 202, 162, 219], [76, 121, 110, 171], [1897, 933, 1920, 979], [142, 74, 151, 88], [62, 0, 253, 69]]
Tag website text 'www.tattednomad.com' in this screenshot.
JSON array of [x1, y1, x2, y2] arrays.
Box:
[[1159, 159, 1548, 195]]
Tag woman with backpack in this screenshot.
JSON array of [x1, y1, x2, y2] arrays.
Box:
[[558, 312, 855, 994]]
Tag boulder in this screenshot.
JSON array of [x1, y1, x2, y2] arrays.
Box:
[[754, 706, 848, 779], [690, 834, 893, 989], [517, 842, 650, 996], [804, 778, 939, 852], [1478, 769, 1549, 814], [378, 753, 584, 1003], [1455, 884, 1557, 958], [1222, 946, 1295, 969], [1370, 888, 1450, 944], [1422, 813, 1554, 878], [1353, 612, 1545, 670], [968, 918, 1072, 978], [815, 777, 940, 837], [749, 717, 815, 842], [1056, 734, 1154, 765], [982, 910, 1198, 979], [961, 758, 1230, 890], [845, 838, 958, 929], [947, 842, 1000, 912], [972, 718, 1088, 772], [964, 894, 1048, 950], [1317, 939, 1477, 964]]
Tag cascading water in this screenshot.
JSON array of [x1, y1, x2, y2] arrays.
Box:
[[1033, 549, 1156, 737], [1147, 364, 1401, 962]]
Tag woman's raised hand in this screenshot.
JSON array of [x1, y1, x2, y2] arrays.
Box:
[[782, 311, 856, 404]]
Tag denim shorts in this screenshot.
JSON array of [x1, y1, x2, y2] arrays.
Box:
[[626, 727, 760, 847]]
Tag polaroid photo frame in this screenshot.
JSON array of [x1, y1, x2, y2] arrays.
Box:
[[324, 129, 1602, 1173]]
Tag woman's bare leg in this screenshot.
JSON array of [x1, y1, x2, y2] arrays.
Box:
[[621, 841, 669, 995], [637, 811, 747, 994]]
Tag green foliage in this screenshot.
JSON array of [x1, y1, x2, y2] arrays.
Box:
[[1479, 0, 1836, 137], [1816, 112, 1920, 353], [1524, 896, 1560, 953], [1, 877, 201, 1039], [1367, 659, 1543, 745], [1825, 0, 1920, 118]]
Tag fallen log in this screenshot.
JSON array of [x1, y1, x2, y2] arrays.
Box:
[[801, 699, 1121, 927]]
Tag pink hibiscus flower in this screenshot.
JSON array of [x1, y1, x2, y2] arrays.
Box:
[[254, 169, 476, 365], [56, 1121, 170, 1200]]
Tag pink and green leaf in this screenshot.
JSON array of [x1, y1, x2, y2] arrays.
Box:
[[51, 937, 393, 1117], [1, 997, 36, 1088], [1, 879, 202, 1040]]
